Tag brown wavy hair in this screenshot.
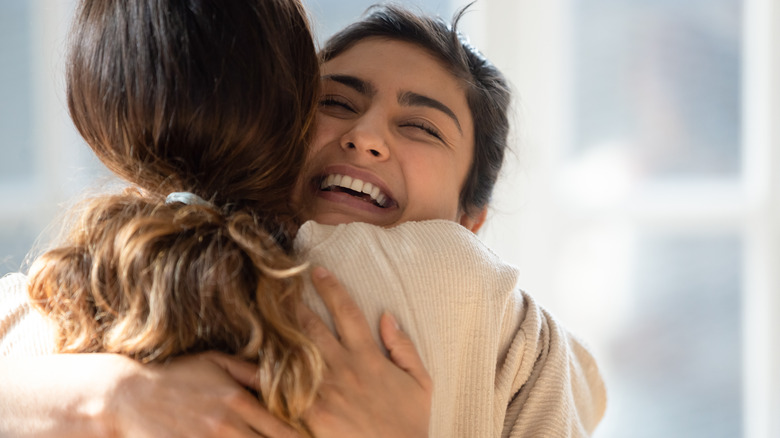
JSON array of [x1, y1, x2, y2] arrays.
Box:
[[27, 0, 321, 431]]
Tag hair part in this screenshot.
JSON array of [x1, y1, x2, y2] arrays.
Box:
[[321, 2, 511, 217]]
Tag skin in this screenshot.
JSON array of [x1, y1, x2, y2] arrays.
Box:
[[295, 38, 485, 232]]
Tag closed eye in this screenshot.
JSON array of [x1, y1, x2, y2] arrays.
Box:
[[319, 96, 355, 113], [402, 121, 443, 141]]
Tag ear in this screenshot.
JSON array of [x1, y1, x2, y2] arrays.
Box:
[[458, 207, 488, 234]]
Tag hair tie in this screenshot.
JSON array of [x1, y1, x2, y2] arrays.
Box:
[[165, 192, 213, 208]]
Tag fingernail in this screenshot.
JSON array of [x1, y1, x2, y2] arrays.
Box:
[[386, 312, 400, 330], [312, 266, 330, 279]]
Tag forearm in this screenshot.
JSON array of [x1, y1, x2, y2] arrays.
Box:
[[0, 354, 133, 438]]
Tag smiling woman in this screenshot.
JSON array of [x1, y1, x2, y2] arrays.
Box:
[[296, 38, 477, 229]]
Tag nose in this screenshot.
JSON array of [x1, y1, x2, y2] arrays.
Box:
[[339, 117, 390, 160]]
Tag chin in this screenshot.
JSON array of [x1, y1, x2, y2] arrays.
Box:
[[308, 212, 361, 226], [308, 211, 394, 228]]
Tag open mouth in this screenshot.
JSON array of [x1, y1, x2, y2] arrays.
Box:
[[317, 173, 394, 208]]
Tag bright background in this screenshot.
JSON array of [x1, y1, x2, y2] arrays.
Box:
[[1, 1, 777, 437]]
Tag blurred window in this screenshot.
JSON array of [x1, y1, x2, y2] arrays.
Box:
[[0, 1, 34, 183]]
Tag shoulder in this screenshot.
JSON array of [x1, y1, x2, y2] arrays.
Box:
[[0, 272, 30, 306], [0, 272, 57, 357], [296, 220, 519, 291], [296, 219, 509, 264]]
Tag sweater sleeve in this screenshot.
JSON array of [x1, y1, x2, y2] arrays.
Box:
[[498, 292, 607, 437], [0, 273, 56, 357]]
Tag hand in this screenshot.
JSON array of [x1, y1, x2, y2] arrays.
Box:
[[107, 351, 301, 438], [299, 266, 432, 438]]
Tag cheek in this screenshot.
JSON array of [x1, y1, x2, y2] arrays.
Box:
[[308, 122, 327, 156], [404, 154, 464, 218], [310, 114, 345, 154]]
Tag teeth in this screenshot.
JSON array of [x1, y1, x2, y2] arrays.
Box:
[[319, 173, 390, 207]]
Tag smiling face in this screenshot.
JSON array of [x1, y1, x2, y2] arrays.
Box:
[[295, 38, 481, 230]]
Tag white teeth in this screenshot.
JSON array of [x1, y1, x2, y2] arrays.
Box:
[[319, 173, 390, 207]]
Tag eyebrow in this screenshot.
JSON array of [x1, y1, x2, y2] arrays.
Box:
[[322, 74, 376, 97], [398, 91, 462, 134]]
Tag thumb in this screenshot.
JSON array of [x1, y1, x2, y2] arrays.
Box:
[[379, 312, 432, 391]]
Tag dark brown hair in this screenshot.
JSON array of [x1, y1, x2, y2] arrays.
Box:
[[321, 3, 511, 217], [28, 0, 321, 430]]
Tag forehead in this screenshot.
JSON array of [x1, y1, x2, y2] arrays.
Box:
[[324, 37, 455, 79]]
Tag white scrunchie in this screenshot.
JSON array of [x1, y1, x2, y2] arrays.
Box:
[[165, 192, 213, 208]]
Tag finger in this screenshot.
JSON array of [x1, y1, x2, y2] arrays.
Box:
[[200, 353, 303, 438], [202, 351, 261, 391], [310, 266, 374, 351], [379, 312, 432, 391], [297, 303, 344, 364], [226, 392, 302, 438], [241, 404, 303, 438]]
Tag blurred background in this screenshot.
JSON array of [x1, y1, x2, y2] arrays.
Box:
[[1, 0, 777, 436]]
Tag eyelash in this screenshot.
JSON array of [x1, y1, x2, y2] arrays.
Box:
[[319, 96, 354, 112], [402, 121, 443, 141], [319, 95, 444, 141]]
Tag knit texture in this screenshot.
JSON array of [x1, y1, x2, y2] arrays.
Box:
[[0, 273, 55, 357], [0, 220, 606, 436], [295, 220, 606, 437]]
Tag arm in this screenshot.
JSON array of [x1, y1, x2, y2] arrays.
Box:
[[0, 267, 430, 438], [500, 294, 607, 437], [0, 270, 429, 438], [0, 270, 296, 438], [0, 354, 123, 437], [0, 352, 300, 438]]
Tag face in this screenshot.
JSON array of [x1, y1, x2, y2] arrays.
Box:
[[295, 38, 479, 229]]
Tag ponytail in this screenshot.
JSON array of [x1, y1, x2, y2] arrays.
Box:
[[29, 188, 322, 428]]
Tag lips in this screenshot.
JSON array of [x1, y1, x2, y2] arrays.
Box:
[[317, 173, 394, 208]]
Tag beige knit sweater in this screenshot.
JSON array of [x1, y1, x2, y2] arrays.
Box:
[[0, 220, 606, 437]]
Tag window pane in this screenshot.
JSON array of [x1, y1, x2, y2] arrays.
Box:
[[572, 0, 742, 178], [600, 232, 742, 437], [0, 1, 34, 182], [0, 219, 41, 273]]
